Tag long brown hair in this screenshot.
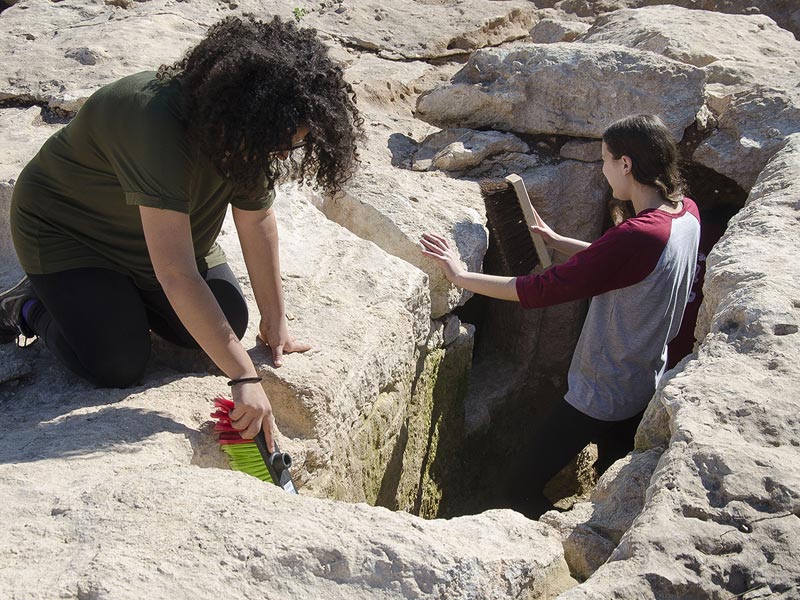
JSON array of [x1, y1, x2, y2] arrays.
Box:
[[603, 114, 684, 203]]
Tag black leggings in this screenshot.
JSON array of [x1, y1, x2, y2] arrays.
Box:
[[26, 265, 248, 388], [502, 399, 644, 518]]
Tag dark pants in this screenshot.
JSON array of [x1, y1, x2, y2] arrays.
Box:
[[503, 399, 644, 518], [26, 265, 248, 388]]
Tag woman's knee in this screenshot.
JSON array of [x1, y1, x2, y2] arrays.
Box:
[[82, 338, 151, 388]]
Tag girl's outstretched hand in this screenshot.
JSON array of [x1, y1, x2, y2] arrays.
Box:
[[420, 233, 465, 283], [530, 220, 560, 246]]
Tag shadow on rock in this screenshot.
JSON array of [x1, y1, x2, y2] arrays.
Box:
[[0, 343, 203, 465], [387, 132, 418, 168], [0, 405, 197, 464]]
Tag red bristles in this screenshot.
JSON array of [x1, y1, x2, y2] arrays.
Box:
[[211, 396, 251, 445]]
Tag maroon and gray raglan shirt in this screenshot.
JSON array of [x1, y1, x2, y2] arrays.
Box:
[[516, 198, 701, 421]]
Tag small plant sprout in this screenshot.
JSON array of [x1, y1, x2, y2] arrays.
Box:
[[292, 7, 308, 22]]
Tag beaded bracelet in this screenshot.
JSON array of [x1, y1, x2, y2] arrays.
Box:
[[227, 376, 263, 387]]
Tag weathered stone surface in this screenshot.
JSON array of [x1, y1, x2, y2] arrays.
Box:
[[416, 43, 706, 140], [534, 0, 800, 40], [411, 128, 530, 172], [0, 342, 33, 385], [562, 133, 800, 600], [319, 120, 488, 318], [1, 0, 206, 112], [302, 51, 487, 320], [530, 18, 591, 43], [217, 185, 432, 501], [298, 1, 537, 61], [559, 139, 601, 162], [581, 5, 800, 190], [0, 107, 60, 287], [3, 1, 800, 597], [0, 0, 535, 113], [541, 449, 663, 581], [0, 180, 574, 597], [694, 88, 800, 191], [583, 6, 799, 77], [0, 355, 574, 599], [393, 324, 475, 517]]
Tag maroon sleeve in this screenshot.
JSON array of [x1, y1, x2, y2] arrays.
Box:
[[515, 214, 670, 309]]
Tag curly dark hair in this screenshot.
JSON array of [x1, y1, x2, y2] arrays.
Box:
[[158, 15, 362, 198]]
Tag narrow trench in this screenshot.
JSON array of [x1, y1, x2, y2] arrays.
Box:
[[424, 144, 748, 521]]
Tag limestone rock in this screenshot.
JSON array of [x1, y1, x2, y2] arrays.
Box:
[[416, 43, 705, 140], [318, 102, 488, 320], [323, 164, 487, 320], [216, 184, 432, 502], [530, 18, 591, 43], [0, 107, 61, 286], [3, 1, 800, 597], [0, 0, 207, 112], [533, 0, 800, 40], [562, 133, 800, 600], [315, 52, 489, 320], [0, 342, 34, 385], [411, 128, 530, 172], [583, 6, 799, 75], [0, 179, 568, 597], [541, 449, 663, 581], [344, 53, 460, 115], [581, 5, 800, 190], [0, 0, 535, 113], [299, 1, 537, 60], [393, 323, 475, 517], [0, 367, 575, 599], [693, 88, 800, 190], [559, 139, 601, 162]]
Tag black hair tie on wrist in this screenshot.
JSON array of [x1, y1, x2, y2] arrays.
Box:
[[227, 376, 263, 387]]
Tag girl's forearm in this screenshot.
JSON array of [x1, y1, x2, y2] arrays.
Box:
[[453, 270, 520, 302], [550, 235, 590, 258]]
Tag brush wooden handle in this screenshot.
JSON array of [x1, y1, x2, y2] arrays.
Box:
[[505, 174, 552, 269]]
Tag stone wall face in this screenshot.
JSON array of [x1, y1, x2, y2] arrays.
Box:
[[1, 1, 799, 598]]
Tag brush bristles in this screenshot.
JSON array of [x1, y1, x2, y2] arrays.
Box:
[[211, 396, 274, 483], [480, 178, 540, 276], [220, 442, 274, 483]]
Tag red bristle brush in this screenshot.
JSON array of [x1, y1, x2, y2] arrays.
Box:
[[480, 173, 552, 276], [211, 397, 298, 494]]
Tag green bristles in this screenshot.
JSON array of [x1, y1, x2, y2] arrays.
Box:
[[221, 442, 274, 483]]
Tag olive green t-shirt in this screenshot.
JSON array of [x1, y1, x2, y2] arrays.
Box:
[[10, 71, 274, 290]]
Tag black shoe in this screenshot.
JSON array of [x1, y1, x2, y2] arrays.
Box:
[[0, 276, 36, 344]]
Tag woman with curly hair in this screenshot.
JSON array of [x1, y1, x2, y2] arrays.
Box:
[[1, 15, 361, 450]]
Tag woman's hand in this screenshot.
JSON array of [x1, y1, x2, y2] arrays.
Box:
[[229, 382, 274, 450], [258, 317, 311, 367], [420, 233, 465, 284]]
